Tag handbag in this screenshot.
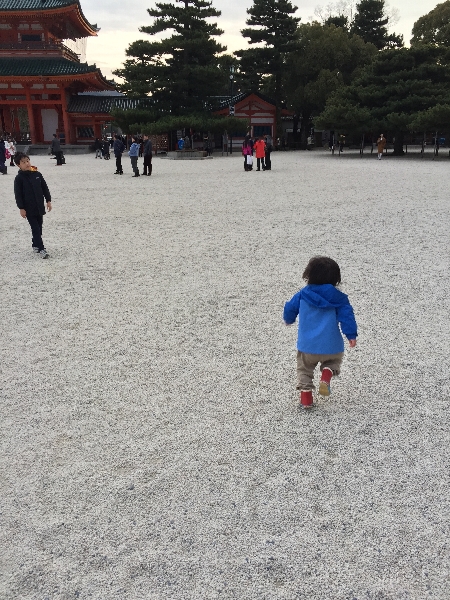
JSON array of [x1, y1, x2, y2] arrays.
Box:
[[246, 154, 253, 166]]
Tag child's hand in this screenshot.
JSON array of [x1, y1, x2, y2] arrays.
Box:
[[47, 202, 52, 212], [20, 209, 26, 218], [349, 339, 357, 348]]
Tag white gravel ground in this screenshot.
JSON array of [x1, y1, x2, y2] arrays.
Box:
[[1, 150, 449, 600]]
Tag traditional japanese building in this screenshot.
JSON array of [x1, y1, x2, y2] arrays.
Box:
[[214, 92, 294, 143], [0, 0, 115, 144]]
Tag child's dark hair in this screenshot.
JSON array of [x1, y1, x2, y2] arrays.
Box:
[[302, 256, 341, 286], [14, 151, 29, 166]]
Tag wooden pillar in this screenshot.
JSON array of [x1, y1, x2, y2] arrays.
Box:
[[24, 85, 37, 144], [2, 107, 13, 134], [94, 122, 102, 139], [60, 87, 72, 144]]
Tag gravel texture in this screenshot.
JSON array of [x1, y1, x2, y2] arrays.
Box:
[[1, 150, 449, 599]]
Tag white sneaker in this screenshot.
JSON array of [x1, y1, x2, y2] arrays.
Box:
[[32, 247, 40, 253], [39, 249, 50, 259]]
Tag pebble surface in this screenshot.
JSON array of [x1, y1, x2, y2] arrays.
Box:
[[1, 151, 449, 599]]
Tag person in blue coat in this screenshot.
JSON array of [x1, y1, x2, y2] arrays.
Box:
[[129, 136, 140, 177], [283, 256, 358, 408]]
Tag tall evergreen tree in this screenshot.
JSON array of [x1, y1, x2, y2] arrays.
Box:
[[113, 1, 226, 114], [316, 45, 450, 154], [235, 0, 300, 131], [351, 0, 403, 49], [411, 1, 450, 48]]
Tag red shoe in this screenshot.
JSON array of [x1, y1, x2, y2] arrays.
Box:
[[300, 390, 313, 408], [319, 367, 333, 396]]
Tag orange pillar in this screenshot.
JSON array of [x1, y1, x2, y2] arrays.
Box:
[[24, 85, 37, 144], [60, 87, 72, 144]]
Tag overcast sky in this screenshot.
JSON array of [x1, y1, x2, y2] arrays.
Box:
[[83, 0, 442, 80]]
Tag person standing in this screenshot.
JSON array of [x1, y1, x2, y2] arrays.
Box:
[[101, 137, 110, 159], [113, 134, 125, 175], [14, 152, 52, 258], [264, 135, 272, 171], [254, 137, 266, 171], [129, 136, 140, 177], [94, 137, 102, 158], [0, 138, 7, 174], [51, 134, 63, 166], [7, 137, 16, 166], [242, 138, 252, 171], [143, 134, 153, 176], [377, 134, 386, 159]]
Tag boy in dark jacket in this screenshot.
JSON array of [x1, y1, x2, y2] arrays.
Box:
[[14, 152, 52, 259], [283, 256, 357, 408]]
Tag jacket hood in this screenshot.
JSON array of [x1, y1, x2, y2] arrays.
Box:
[[300, 284, 348, 308]]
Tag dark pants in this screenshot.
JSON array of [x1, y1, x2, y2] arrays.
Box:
[[265, 152, 271, 170], [115, 155, 123, 173], [143, 155, 152, 175], [27, 214, 44, 251], [257, 157, 265, 170], [131, 156, 139, 175], [55, 151, 63, 165]]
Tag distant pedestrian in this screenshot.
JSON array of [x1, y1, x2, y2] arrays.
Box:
[[264, 135, 272, 170], [254, 137, 266, 171], [129, 136, 140, 177], [102, 138, 110, 159], [51, 134, 63, 166], [242, 138, 252, 171], [377, 134, 386, 160], [13, 152, 52, 259], [142, 134, 153, 176], [6, 137, 16, 166], [0, 139, 7, 174], [283, 256, 358, 408], [94, 137, 102, 158], [113, 134, 125, 175]]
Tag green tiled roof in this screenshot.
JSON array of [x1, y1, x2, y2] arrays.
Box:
[[0, 1, 98, 32], [0, 57, 99, 76], [1, 1, 79, 10], [67, 95, 153, 114]]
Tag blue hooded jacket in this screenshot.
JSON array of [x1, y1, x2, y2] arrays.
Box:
[[283, 284, 357, 354], [129, 142, 140, 157]]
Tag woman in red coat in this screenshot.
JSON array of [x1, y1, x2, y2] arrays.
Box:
[[254, 137, 266, 171]]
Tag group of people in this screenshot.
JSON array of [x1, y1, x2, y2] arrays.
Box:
[[112, 134, 153, 177], [93, 137, 112, 160], [242, 134, 273, 172], [0, 136, 16, 174]]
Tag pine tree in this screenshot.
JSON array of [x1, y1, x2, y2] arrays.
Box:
[[113, 1, 226, 114], [351, 0, 402, 49], [235, 0, 300, 131]]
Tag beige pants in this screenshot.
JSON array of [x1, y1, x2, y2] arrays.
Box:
[[296, 351, 344, 391]]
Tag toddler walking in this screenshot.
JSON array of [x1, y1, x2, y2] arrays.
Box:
[[283, 256, 357, 408]]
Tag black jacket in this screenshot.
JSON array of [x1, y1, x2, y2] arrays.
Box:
[[143, 139, 153, 156], [14, 170, 51, 216], [51, 137, 61, 153], [113, 139, 125, 156]]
